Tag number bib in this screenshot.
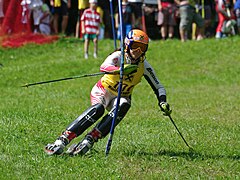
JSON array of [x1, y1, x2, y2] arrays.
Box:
[[101, 62, 144, 96]]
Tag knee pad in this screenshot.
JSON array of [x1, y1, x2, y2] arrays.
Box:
[[66, 103, 104, 136], [95, 102, 131, 138]]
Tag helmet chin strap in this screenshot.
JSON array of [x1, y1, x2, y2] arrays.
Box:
[[125, 52, 132, 64]]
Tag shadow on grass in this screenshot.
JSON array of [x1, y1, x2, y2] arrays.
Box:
[[124, 149, 240, 161]]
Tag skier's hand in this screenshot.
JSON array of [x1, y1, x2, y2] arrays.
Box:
[[159, 102, 172, 116]]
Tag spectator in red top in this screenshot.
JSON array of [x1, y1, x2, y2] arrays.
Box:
[[81, 0, 101, 59], [215, 0, 236, 38], [158, 0, 178, 40]]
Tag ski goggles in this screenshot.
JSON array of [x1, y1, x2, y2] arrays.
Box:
[[129, 42, 148, 53]]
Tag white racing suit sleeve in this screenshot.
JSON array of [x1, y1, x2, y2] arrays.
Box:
[[100, 51, 122, 72], [143, 60, 167, 103]]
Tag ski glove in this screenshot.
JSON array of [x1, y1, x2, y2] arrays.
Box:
[[159, 102, 172, 116], [113, 64, 138, 75]]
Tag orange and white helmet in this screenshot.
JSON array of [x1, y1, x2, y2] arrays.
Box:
[[124, 29, 149, 54]]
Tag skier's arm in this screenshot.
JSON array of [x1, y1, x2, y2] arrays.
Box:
[[143, 60, 166, 103]]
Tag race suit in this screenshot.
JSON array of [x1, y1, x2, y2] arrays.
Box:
[[90, 50, 167, 110]]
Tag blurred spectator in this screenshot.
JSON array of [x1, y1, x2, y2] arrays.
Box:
[[31, 0, 52, 35], [81, 0, 101, 59], [75, 0, 89, 38], [96, 5, 104, 39], [66, 0, 78, 36], [44, 0, 52, 9], [157, 0, 178, 40], [143, 3, 159, 38], [198, 0, 216, 37], [128, 0, 143, 29], [50, 0, 71, 34], [98, 0, 117, 39], [39, 3, 52, 35], [0, 0, 4, 25], [115, 0, 135, 39], [215, 0, 236, 38], [176, 0, 204, 42], [234, 0, 240, 33]]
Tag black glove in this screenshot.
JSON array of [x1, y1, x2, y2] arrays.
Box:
[[159, 102, 172, 116]]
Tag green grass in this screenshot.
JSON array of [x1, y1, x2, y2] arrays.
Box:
[[0, 37, 239, 179]]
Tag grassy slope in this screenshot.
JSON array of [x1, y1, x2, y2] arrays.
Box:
[[0, 37, 239, 179]]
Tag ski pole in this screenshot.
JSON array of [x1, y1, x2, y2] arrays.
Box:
[[105, 0, 125, 156], [167, 115, 193, 151], [21, 71, 107, 88]]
